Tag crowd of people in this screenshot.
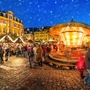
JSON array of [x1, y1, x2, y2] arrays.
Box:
[[0, 43, 51, 67], [1, 42, 90, 88]]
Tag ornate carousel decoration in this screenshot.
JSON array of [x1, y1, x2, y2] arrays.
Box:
[[49, 20, 90, 64]]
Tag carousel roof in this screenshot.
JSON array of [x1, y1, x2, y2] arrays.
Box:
[[49, 20, 90, 36]]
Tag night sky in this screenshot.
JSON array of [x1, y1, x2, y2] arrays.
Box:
[[0, 0, 90, 28]]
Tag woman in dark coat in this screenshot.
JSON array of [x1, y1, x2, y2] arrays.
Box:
[[85, 48, 90, 88], [0, 46, 4, 64], [5, 47, 10, 61], [29, 45, 34, 68]]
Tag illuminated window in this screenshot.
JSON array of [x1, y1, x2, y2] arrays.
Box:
[[3, 28, 6, 33], [3, 20, 6, 24], [9, 15, 13, 19], [14, 24, 16, 27], [14, 17, 16, 20]]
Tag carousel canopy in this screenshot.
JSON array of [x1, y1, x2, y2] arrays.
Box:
[[49, 21, 90, 36], [49, 21, 90, 47]]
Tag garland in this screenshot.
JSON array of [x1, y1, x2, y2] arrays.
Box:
[[0, 35, 25, 43]]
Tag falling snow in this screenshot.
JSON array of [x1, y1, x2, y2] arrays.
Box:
[[0, 0, 90, 28]]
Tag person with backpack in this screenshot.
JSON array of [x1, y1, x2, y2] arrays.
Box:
[[29, 45, 34, 68]]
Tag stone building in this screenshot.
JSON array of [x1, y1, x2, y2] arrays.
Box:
[[0, 10, 24, 37]]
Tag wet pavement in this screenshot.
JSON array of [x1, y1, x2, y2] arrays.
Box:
[[0, 56, 89, 90]]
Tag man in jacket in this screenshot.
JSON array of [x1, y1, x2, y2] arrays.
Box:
[[85, 48, 90, 88], [0, 45, 4, 64]]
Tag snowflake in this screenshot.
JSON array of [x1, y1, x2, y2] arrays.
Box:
[[29, 2, 32, 4], [55, 1, 57, 4], [8, 6, 11, 8], [26, 9, 29, 12], [44, 10, 47, 14], [38, 18, 41, 21], [55, 15, 57, 18], [61, 17, 63, 20], [72, 0, 74, 2], [19, 3, 22, 5], [37, 5, 40, 8], [37, 14, 39, 17], [88, 13, 90, 16], [35, 1, 38, 4], [30, 17, 32, 19], [50, 11, 53, 13], [61, 5, 63, 8], [74, 4, 78, 7], [50, 21, 53, 24], [65, 12, 68, 14]]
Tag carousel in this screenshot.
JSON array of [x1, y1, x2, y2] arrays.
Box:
[[49, 20, 90, 66]]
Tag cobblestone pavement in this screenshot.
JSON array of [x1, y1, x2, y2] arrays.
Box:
[[0, 56, 89, 90]]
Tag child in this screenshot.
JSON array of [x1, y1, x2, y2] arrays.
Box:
[[76, 53, 86, 79]]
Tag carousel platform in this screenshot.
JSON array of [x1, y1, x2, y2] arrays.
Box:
[[45, 49, 87, 69]]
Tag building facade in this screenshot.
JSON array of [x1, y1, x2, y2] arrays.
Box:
[[34, 27, 50, 43], [0, 10, 24, 37]]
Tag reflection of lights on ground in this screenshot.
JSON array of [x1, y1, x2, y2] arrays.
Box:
[[0, 57, 27, 71], [12, 58, 23, 66], [0, 65, 12, 70], [0, 65, 17, 70]]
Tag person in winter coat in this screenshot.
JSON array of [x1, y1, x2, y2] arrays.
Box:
[[29, 45, 34, 68], [76, 53, 86, 79], [22, 45, 27, 58], [36, 45, 43, 66], [0, 46, 4, 64], [85, 48, 90, 88], [27, 45, 31, 57], [42, 45, 47, 62], [5, 47, 10, 61], [33, 44, 37, 62]]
